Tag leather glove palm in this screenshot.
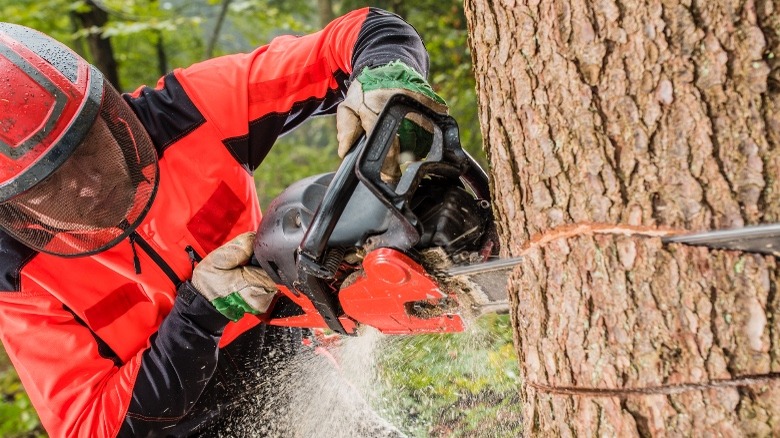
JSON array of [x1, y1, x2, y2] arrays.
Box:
[[191, 231, 276, 322], [336, 61, 448, 181]]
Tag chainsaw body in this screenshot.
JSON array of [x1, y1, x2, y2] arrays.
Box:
[[252, 95, 498, 335]]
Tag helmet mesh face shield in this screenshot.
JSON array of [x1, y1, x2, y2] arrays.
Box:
[[0, 80, 158, 256]]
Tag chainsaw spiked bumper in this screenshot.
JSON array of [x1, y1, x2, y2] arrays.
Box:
[[338, 248, 464, 334]]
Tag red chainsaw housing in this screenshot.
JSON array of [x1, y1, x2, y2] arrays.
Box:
[[260, 248, 464, 334]]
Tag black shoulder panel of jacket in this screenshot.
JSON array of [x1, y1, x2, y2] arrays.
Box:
[[351, 8, 431, 81], [123, 74, 206, 157], [118, 281, 229, 436], [223, 71, 349, 173], [0, 229, 37, 292]]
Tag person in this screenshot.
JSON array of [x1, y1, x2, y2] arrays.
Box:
[[0, 7, 447, 437]]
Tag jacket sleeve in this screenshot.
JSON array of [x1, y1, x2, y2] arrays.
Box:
[[173, 7, 431, 172], [0, 280, 229, 437]]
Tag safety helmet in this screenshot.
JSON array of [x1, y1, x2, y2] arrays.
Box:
[[0, 23, 158, 256]]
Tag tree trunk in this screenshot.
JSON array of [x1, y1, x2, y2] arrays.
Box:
[[465, 0, 780, 435], [205, 0, 232, 59], [318, 0, 335, 28], [73, 0, 120, 90], [155, 30, 168, 78]]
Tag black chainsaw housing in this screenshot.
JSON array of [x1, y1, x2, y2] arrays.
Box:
[[412, 175, 491, 256], [253, 172, 391, 287], [254, 172, 489, 287], [252, 95, 498, 334]]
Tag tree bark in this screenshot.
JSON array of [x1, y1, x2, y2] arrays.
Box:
[[465, 0, 780, 435]]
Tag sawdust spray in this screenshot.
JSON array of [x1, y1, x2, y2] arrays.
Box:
[[279, 327, 406, 437], [222, 316, 521, 437], [210, 327, 405, 438], [208, 308, 520, 437]]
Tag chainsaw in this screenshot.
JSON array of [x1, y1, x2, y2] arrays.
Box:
[[251, 94, 780, 336], [251, 94, 509, 335]]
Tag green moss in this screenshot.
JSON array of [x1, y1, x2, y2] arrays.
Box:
[[734, 258, 746, 274]]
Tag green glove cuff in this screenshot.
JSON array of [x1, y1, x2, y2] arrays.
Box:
[[357, 61, 446, 105], [359, 61, 445, 158], [211, 292, 260, 322]]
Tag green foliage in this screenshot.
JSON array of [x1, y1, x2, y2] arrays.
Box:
[[0, 353, 44, 437], [2, 0, 74, 44], [376, 314, 523, 437]]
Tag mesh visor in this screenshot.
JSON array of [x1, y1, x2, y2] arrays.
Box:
[[0, 80, 158, 256]]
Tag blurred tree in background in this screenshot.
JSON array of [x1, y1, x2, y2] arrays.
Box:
[[1, 1, 514, 436]]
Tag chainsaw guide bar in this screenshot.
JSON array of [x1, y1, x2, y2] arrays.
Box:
[[663, 223, 780, 256]]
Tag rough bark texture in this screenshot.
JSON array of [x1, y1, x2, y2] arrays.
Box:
[[465, 0, 780, 435]]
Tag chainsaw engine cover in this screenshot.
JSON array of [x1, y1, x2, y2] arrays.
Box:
[[253, 172, 393, 286], [253, 171, 489, 290]]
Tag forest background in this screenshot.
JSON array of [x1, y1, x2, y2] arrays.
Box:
[[0, 0, 521, 436]]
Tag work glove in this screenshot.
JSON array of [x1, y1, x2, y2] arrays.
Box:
[[336, 61, 448, 181], [191, 231, 277, 322]]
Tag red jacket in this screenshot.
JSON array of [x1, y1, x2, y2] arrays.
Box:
[[0, 8, 430, 437]]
